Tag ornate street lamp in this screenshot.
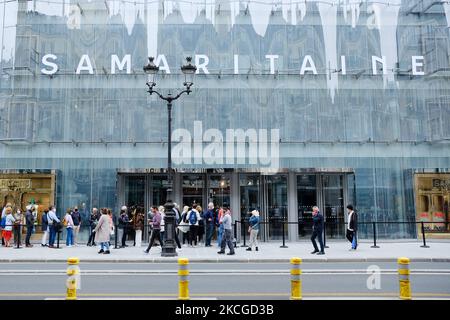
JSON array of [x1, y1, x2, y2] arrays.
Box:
[[144, 56, 197, 257]]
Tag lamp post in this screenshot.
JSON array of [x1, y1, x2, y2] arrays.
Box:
[[144, 56, 197, 257]]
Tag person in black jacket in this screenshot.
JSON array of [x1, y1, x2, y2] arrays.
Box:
[[25, 206, 36, 247], [346, 204, 358, 250], [310, 206, 325, 255], [87, 208, 100, 246], [119, 207, 131, 248]]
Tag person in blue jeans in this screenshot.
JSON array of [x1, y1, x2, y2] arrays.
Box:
[[246, 210, 260, 251], [216, 207, 224, 247], [65, 209, 74, 247], [346, 204, 358, 250], [47, 206, 60, 248]]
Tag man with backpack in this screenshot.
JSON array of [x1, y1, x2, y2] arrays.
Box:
[[188, 204, 201, 247], [71, 206, 82, 246], [47, 205, 61, 248]]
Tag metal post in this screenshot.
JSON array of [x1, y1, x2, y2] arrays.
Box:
[[114, 222, 118, 249], [57, 229, 60, 249], [371, 222, 380, 248], [234, 221, 237, 248], [280, 218, 288, 248], [420, 221, 429, 248], [324, 221, 329, 248], [162, 101, 177, 257], [241, 219, 247, 247]]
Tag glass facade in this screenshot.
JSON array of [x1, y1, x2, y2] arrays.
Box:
[[1, 0, 450, 240]]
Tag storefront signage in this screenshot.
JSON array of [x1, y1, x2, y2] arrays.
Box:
[[40, 54, 426, 76], [433, 179, 450, 190], [0, 179, 32, 190]]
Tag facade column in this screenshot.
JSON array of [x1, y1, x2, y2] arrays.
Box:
[[288, 171, 297, 241], [173, 172, 181, 207], [231, 172, 240, 242]]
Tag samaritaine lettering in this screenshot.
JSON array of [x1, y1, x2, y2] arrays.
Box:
[[41, 54, 426, 76]]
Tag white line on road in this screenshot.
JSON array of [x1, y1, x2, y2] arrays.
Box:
[[0, 269, 450, 276]]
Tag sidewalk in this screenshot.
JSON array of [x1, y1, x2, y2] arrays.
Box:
[[1, 240, 450, 263]]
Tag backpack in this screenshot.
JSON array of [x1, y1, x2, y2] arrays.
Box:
[[189, 210, 197, 225], [0, 217, 6, 229], [42, 213, 48, 225]]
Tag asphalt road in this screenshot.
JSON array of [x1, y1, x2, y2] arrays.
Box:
[[0, 262, 449, 300]]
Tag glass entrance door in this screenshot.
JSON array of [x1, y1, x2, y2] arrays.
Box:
[[182, 174, 205, 207], [240, 175, 261, 238], [266, 175, 288, 240], [151, 175, 169, 207], [207, 175, 231, 208], [123, 175, 146, 209], [321, 174, 345, 239], [297, 175, 317, 238], [296, 173, 347, 240]]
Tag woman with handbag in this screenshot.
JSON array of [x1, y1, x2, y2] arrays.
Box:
[[246, 210, 260, 252], [178, 206, 190, 245], [134, 211, 144, 247], [107, 209, 114, 246], [94, 208, 111, 254]]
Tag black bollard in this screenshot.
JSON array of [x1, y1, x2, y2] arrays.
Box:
[[241, 220, 247, 247], [57, 230, 60, 249], [371, 222, 380, 248], [280, 218, 288, 248], [114, 222, 118, 249], [420, 221, 430, 248], [234, 221, 237, 248]]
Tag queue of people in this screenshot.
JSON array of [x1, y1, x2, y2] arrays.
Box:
[[1, 201, 359, 256]]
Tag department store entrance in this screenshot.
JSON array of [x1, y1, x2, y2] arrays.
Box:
[[117, 170, 354, 242]]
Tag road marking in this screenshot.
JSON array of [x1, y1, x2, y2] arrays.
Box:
[[0, 292, 449, 298], [0, 269, 449, 276]]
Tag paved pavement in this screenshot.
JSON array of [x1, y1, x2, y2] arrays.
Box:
[[1, 240, 450, 262]]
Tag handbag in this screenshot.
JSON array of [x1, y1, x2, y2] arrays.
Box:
[[178, 221, 189, 233]]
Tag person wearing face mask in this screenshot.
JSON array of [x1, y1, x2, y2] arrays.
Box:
[[13, 208, 24, 248], [71, 206, 81, 246]]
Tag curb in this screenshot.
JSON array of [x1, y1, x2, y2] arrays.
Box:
[[1, 258, 449, 263]]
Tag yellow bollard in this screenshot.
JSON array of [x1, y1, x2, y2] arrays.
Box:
[[178, 258, 190, 300], [290, 257, 302, 300], [66, 257, 80, 300], [398, 257, 412, 300]]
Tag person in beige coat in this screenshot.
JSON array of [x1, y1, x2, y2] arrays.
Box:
[[94, 208, 111, 254]]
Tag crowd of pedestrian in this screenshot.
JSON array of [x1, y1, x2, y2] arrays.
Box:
[[0, 200, 359, 256]]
